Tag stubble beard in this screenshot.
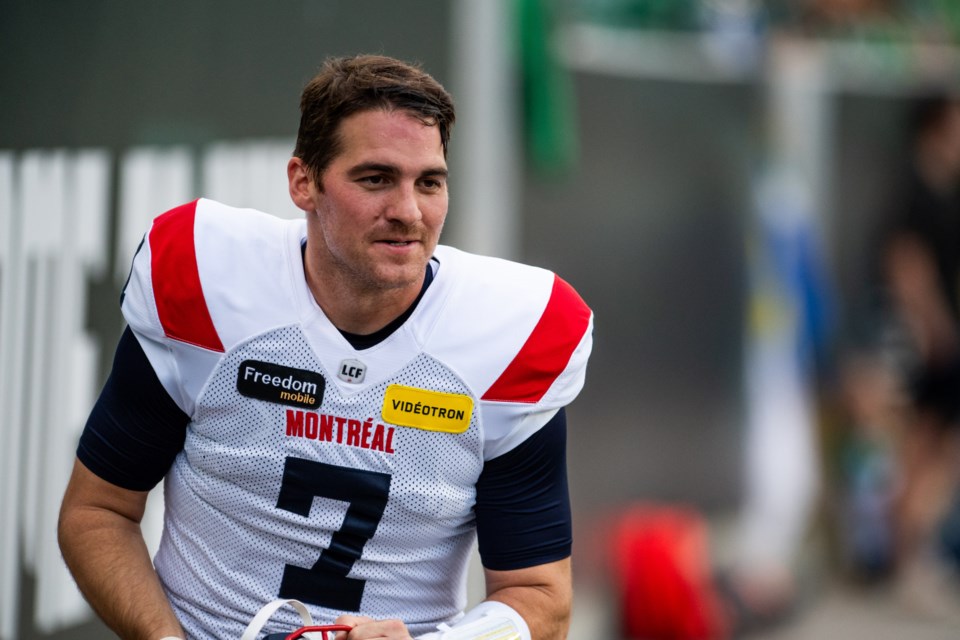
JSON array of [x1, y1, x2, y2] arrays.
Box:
[[323, 228, 433, 297], [334, 251, 424, 294]]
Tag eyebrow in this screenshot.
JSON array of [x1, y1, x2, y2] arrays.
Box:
[[347, 162, 448, 179]]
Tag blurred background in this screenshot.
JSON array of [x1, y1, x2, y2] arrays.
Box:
[[5, 0, 960, 638]]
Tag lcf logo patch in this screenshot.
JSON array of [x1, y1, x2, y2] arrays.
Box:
[[237, 360, 325, 410]]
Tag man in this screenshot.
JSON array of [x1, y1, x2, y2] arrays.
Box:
[[879, 94, 960, 604], [58, 54, 593, 640]]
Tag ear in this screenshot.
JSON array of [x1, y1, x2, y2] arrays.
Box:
[[288, 157, 317, 212]]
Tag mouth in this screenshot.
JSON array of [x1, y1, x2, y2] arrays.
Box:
[[376, 239, 419, 247]]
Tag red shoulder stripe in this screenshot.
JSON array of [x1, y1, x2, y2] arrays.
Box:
[[150, 200, 225, 352], [482, 275, 590, 403]]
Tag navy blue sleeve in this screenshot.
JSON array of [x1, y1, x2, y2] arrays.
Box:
[[77, 327, 190, 491], [475, 408, 572, 570]]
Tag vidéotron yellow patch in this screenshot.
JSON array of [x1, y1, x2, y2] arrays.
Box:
[[382, 384, 473, 434]]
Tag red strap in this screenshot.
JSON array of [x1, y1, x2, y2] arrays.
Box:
[[285, 624, 353, 640], [150, 200, 224, 352], [482, 275, 590, 403]]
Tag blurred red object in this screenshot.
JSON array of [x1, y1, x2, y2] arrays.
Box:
[[610, 504, 730, 640]]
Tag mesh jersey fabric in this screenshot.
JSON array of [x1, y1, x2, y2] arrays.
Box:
[[119, 198, 593, 638]]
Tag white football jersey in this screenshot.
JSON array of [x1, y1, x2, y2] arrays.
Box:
[[121, 199, 593, 639]]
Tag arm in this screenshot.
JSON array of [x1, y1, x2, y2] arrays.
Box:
[[59, 328, 191, 639], [885, 233, 959, 362], [337, 560, 572, 640], [58, 459, 184, 640], [484, 559, 572, 640], [335, 560, 571, 640], [471, 409, 573, 640]]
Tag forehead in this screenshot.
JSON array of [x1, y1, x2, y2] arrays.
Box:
[[333, 108, 445, 168]]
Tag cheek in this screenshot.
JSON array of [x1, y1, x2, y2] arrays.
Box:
[[424, 196, 448, 227], [316, 202, 363, 246], [319, 198, 372, 236]]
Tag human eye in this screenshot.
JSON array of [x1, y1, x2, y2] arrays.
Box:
[[419, 175, 446, 192], [358, 174, 389, 188]]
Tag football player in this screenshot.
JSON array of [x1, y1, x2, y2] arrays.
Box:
[[58, 54, 593, 640]]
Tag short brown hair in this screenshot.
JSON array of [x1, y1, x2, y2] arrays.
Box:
[[294, 54, 456, 181]]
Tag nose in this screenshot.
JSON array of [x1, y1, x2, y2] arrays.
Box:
[[386, 183, 422, 224]]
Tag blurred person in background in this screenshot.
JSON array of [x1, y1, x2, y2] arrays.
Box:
[[839, 91, 960, 616], [878, 92, 960, 610]]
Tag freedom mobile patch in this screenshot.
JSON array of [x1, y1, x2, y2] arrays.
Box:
[[237, 360, 325, 410], [381, 384, 473, 434]]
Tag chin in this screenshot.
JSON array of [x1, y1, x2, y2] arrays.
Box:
[[359, 264, 419, 291], [378, 273, 423, 291], [379, 256, 429, 279]]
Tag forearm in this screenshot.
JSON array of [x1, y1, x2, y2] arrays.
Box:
[[59, 505, 182, 640], [892, 277, 956, 355], [484, 559, 572, 640], [59, 459, 183, 640], [886, 236, 960, 360]]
